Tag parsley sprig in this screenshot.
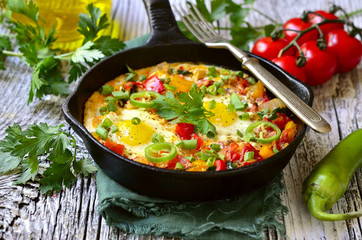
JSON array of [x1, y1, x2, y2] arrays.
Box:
[[153, 83, 217, 139], [0, 123, 97, 194], [0, 0, 125, 103]]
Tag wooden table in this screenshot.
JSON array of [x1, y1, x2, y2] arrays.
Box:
[[0, 0, 361, 239]]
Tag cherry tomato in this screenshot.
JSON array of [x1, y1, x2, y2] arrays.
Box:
[[272, 55, 307, 83], [308, 10, 343, 35], [283, 18, 319, 45], [298, 40, 337, 85], [251, 37, 296, 61], [175, 123, 194, 140], [326, 29, 362, 73], [143, 75, 165, 93]]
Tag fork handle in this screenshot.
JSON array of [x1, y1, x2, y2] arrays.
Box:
[[209, 43, 331, 134], [143, 0, 192, 46]]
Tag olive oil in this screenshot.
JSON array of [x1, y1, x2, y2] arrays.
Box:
[[12, 0, 112, 51]]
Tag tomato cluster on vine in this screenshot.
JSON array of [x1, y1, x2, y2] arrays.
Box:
[[252, 9, 362, 86]]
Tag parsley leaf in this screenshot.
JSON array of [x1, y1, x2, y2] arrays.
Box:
[[77, 3, 109, 44], [153, 83, 217, 139], [1, 0, 125, 103], [0, 123, 97, 194]]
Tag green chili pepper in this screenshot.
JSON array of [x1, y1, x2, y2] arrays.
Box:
[[144, 142, 177, 163], [244, 121, 281, 144], [302, 129, 362, 221], [130, 91, 161, 108]]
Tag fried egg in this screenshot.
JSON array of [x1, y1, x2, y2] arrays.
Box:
[[203, 94, 252, 142]]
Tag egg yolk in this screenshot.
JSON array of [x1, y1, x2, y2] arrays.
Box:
[[116, 120, 154, 146], [204, 102, 237, 127]]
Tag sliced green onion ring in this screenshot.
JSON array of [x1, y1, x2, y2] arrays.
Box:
[[144, 142, 177, 163], [130, 91, 161, 108], [131, 117, 141, 125], [244, 121, 281, 144]]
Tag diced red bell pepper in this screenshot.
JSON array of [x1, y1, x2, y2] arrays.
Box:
[[166, 155, 192, 169], [104, 140, 125, 156], [143, 75, 165, 93], [222, 142, 242, 162], [264, 113, 291, 130], [175, 123, 195, 140], [240, 142, 263, 166], [214, 159, 226, 171]]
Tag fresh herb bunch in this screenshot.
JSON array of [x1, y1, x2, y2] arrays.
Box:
[[0, 123, 97, 194], [178, 0, 280, 50], [0, 0, 125, 103]]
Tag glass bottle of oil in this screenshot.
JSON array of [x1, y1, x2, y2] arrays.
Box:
[[12, 0, 112, 52]]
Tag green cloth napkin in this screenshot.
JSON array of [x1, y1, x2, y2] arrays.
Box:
[[97, 170, 287, 239], [96, 34, 288, 239]]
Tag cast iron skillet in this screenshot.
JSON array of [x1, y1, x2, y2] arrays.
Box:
[[62, 0, 313, 201]]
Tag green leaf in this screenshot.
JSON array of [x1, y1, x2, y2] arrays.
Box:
[[263, 24, 277, 37], [68, 61, 88, 83], [7, 0, 39, 22], [0, 151, 22, 173], [0, 123, 23, 152], [73, 158, 98, 177], [77, 3, 109, 43], [39, 162, 77, 194], [71, 41, 104, 63], [93, 36, 125, 56], [14, 154, 39, 184], [12, 123, 62, 158], [230, 24, 261, 50]]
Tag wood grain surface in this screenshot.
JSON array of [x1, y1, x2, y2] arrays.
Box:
[[0, 0, 361, 239]]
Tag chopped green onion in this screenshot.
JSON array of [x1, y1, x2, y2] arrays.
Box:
[[213, 80, 223, 88], [96, 126, 108, 140], [99, 85, 114, 94], [207, 66, 218, 78], [139, 74, 147, 81], [210, 143, 220, 151], [247, 76, 256, 85], [164, 84, 176, 91], [131, 117, 141, 125], [196, 151, 210, 161], [200, 85, 207, 94], [206, 124, 216, 139], [227, 103, 235, 112], [102, 117, 113, 128], [174, 162, 184, 170], [236, 129, 243, 138], [177, 69, 192, 76], [112, 90, 130, 100], [207, 85, 217, 95], [177, 139, 198, 149], [273, 148, 279, 154], [106, 100, 118, 112], [217, 88, 225, 94], [184, 156, 195, 162], [152, 133, 165, 143], [206, 157, 216, 167], [209, 100, 216, 110], [99, 106, 108, 115], [230, 93, 247, 111], [110, 125, 118, 133], [218, 152, 225, 160], [244, 151, 254, 161], [239, 113, 250, 120]]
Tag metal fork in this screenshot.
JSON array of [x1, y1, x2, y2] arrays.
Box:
[[173, 3, 331, 134]]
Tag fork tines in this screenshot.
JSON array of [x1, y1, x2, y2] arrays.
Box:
[[172, 3, 219, 42]]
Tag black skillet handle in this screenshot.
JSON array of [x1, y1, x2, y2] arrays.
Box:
[[142, 0, 193, 45]]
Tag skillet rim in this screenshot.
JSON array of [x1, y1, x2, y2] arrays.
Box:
[[62, 41, 312, 179]]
